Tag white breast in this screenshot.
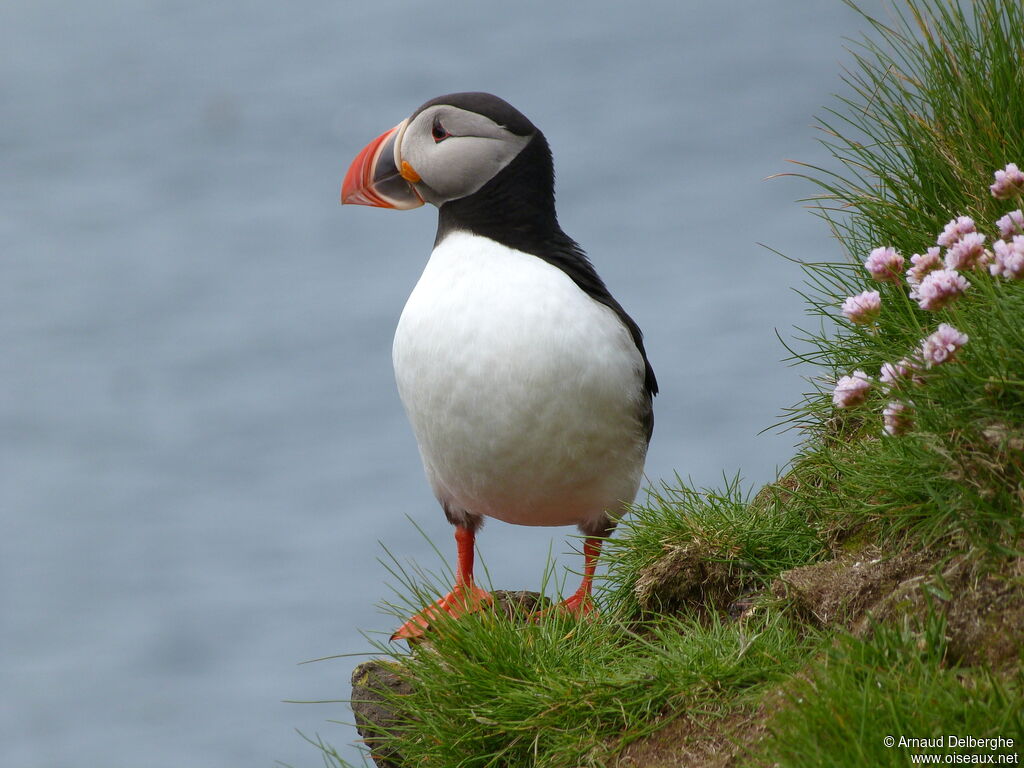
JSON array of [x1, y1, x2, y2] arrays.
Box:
[[392, 231, 649, 529]]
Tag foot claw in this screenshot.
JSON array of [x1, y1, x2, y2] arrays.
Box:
[[559, 593, 597, 616], [530, 592, 597, 623], [391, 584, 493, 642]]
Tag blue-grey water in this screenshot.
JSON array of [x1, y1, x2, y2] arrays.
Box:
[[2, 1, 882, 765]]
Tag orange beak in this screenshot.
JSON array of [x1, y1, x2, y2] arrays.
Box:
[[341, 119, 424, 210]]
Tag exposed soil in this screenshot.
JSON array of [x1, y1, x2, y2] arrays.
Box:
[[593, 542, 1024, 767], [633, 543, 749, 617], [771, 544, 933, 628], [612, 703, 769, 768], [351, 546, 1024, 767]]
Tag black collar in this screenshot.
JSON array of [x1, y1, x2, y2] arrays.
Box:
[[435, 133, 658, 435]]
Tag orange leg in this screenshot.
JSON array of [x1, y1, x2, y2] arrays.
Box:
[[531, 536, 604, 620], [556, 536, 603, 615], [391, 526, 493, 641]]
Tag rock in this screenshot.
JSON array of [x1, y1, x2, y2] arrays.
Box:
[[490, 589, 552, 618], [350, 659, 412, 768], [350, 590, 550, 768]]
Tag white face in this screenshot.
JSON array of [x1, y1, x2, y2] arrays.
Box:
[[396, 104, 532, 206]]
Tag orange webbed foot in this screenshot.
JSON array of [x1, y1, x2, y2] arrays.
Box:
[[529, 589, 598, 623], [390, 582, 493, 642]]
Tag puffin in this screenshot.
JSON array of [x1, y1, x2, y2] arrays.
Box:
[[341, 92, 657, 641]]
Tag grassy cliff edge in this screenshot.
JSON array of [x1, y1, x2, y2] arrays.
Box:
[[324, 2, 1024, 765]]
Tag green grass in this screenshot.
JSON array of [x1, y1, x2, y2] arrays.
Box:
[[776, 0, 1024, 553], [312, 1, 1024, 765], [602, 474, 827, 617], [342, 601, 817, 768], [748, 614, 1024, 767], [793, 0, 1024, 257], [750, 0, 1024, 761]]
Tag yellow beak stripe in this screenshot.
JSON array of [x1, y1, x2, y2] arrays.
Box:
[[400, 161, 421, 183]]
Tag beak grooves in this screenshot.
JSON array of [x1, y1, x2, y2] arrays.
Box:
[[341, 119, 424, 210]]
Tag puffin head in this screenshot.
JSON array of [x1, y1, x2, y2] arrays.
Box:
[[341, 92, 537, 210]]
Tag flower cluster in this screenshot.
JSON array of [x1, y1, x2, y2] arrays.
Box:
[[944, 232, 990, 271], [832, 164, 1022, 435], [936, 215, 976, 248], [990, 163, 1024, 200], [991, 209, 1024, 281], [831, 314, 968, 429], [833, 370, 872, 409], [991, 234, 1024, 280], [841, 290, 881, 325], [911, 268, 970, 311], [864, 246, 905, 282], [996, 210, 1023, 239], [920, 323, 969, 366], [883, 400, 914, 437], [906, 247, 943, 287], [880, 358, 923, 389]]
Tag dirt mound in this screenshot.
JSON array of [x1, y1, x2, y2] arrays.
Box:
[[773, 547, 1024, 668], [633, 544, 749, 616]]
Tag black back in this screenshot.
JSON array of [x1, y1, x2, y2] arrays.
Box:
[[432, 112, 658, 439]]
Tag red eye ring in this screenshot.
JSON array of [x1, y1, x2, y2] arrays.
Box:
[[431, 118, 449, 143]]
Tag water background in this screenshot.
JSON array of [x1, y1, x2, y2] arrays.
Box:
[[2, 1, 883, 765]]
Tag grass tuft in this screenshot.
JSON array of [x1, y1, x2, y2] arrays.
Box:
[[776, 0, 1024, 553], [748, 614, 1024, 767], [602, 474, 827, 616], [359, 604, 815, 768]]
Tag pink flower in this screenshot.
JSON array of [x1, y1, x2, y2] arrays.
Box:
[[936, 216, 977, 248], [944, 232, 990, 271], [883, 400, 914, 436], [880, 358, 923, 390], [990, 235, 1024, 280], [920, 323, 968, 367], [840, 290, 882, 325], [996, 210, 1024, 239], [906, 247, 944, 287], [990, 163, 1024, 200], [864, 247, 905, 283], [832, 370, 872, 408], [913, 269, 970, 311]]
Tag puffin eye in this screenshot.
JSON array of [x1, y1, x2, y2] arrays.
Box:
[[431, 118, 449, 143]]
